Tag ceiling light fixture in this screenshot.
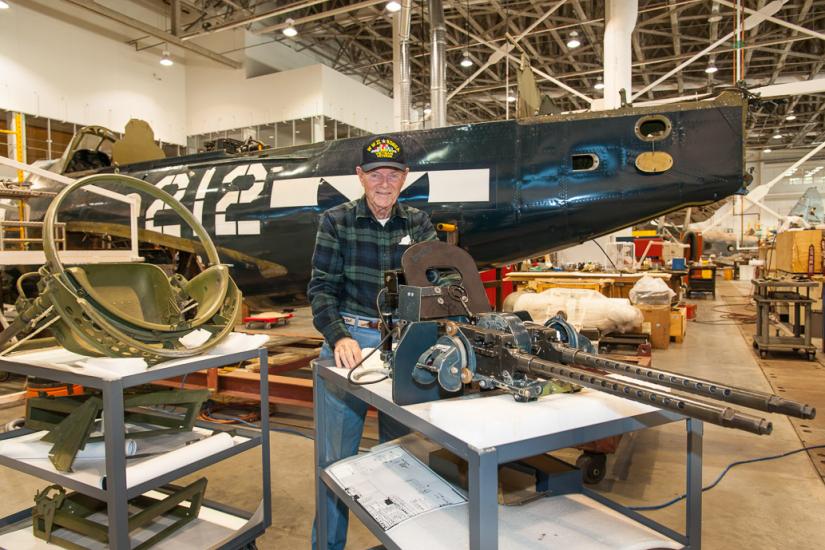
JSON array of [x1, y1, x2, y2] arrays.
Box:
[[705, 62, 718, 74], [785, 114, 797, 121], [0, 1, 10, 10], [773, 134, 783, 139], [764, 148, 772, 153], [507, 94, 516, 103], [424, 106, 432, 116], [386, 0, 401, 12], [594, 78, 605, 90], [460, 0, 473, 68], [460, 51, 473, 68], [159, 50, 174, 66], [566, 31, 581, 49], [283, 18, 298, 37]]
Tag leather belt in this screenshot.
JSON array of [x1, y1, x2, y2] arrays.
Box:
[[342, 315, 380, 329]]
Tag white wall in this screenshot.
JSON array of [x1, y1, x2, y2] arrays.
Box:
[[320, 65, 394, 134], [244, 33, 320, 77], [554, 229, 633, 267], [0, 5, 393, 149], [186, 30, 393, 136], [0, 1, 187, 144], [185, 62, 324, 135], [185, 62, 394, 136]]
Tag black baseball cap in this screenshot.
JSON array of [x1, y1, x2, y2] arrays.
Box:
[[360, 136, 407, 171]]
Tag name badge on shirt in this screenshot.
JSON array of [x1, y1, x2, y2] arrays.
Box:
[[399, 235, 412, 245]]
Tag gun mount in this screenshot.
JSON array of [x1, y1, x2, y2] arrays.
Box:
[[374, 242, 815, 436], [0, 173, 242, 365]]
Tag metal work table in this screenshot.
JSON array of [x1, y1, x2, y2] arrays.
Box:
[[752, 279, 818, 360], [0, 340, 271, 549], [314, 359, 703, 550]]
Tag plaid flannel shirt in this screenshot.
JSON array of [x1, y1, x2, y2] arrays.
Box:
[[308, 197, 438, 346]]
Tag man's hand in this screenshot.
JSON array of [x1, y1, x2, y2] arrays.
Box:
[[334, 337, 362, 369]]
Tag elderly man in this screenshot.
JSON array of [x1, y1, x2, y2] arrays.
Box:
[[308, 136, 437, 549]]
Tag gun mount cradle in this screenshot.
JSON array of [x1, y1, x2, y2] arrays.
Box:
[[376, 242, 815, 436]]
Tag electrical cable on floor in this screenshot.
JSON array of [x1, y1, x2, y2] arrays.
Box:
[[198, 402, 316, 441], [629, 444, 825, 511], [205, 413, 315, 441]]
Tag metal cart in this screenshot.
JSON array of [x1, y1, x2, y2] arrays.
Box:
[[0, 345, 271, 549], [752, 279, 818, 360], [686, 265, 716, 299], [313, 360, 702, 550]]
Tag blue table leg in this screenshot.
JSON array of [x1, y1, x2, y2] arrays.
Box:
[[259, 348, 272, 529], [469, 446, 498, 550], [103, 379, 129, 549], [686, 419, 703, 549], [314, 368, 329, 550]]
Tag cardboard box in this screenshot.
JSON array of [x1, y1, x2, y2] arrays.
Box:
[[670, 306, 687, 343], [637, 304, 671, 349], [775, 229, 824, 274]]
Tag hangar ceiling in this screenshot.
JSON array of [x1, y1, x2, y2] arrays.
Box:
[[26, 1, 825, 151]]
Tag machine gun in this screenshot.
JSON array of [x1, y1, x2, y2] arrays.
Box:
[[373, 242, 815, 436]]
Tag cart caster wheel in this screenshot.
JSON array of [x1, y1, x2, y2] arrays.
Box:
[[759, 350, 768, 359], [808, 352, 816, 361], [752, 341, 758, 349], [577, 452, 607, 485]]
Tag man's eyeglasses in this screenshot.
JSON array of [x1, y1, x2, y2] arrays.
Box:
[[364, 171, 405, 184]]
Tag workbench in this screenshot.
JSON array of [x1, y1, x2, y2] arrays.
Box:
[[313, 359, 703, 550]]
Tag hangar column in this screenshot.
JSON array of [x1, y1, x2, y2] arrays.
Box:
[[603, 0, 638, 110]]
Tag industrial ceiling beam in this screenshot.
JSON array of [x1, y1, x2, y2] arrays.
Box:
[[715, 0, 825, 43], [631, 1, 785, 101], [445, 19, 592, 104], [447, 0, 567, 101], [768, 0, 813, 85], [61, 0, 242, 68], [667, 0, 684, 94], [254, 0, 386, 35], [181, 0, 330, 40]]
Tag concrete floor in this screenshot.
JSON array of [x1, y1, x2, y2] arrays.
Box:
[[0, 279, 824, 548]]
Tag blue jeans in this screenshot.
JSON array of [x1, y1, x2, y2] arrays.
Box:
[[312, 320, 410, 550]]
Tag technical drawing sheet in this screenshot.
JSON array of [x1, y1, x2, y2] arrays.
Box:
[[326, 445, 467, 530]]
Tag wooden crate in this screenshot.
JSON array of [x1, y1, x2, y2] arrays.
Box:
[[637, 304, 671, 349], [775, 229, 824, 274], [528, 279, 610, 294]]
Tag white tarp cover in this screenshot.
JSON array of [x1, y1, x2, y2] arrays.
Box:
[[506, 288, 643, 333]]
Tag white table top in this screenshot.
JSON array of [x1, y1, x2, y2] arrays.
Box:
[[0, 332, 269, 380], [0, 427, 249, 491], [323, 364, 678, 450]]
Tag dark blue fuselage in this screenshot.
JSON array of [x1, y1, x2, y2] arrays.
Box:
[[54, 93, 746, 299]]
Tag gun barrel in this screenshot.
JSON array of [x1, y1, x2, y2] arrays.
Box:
[[552, 344, 816, 420], [513, 351, 773, 435]]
